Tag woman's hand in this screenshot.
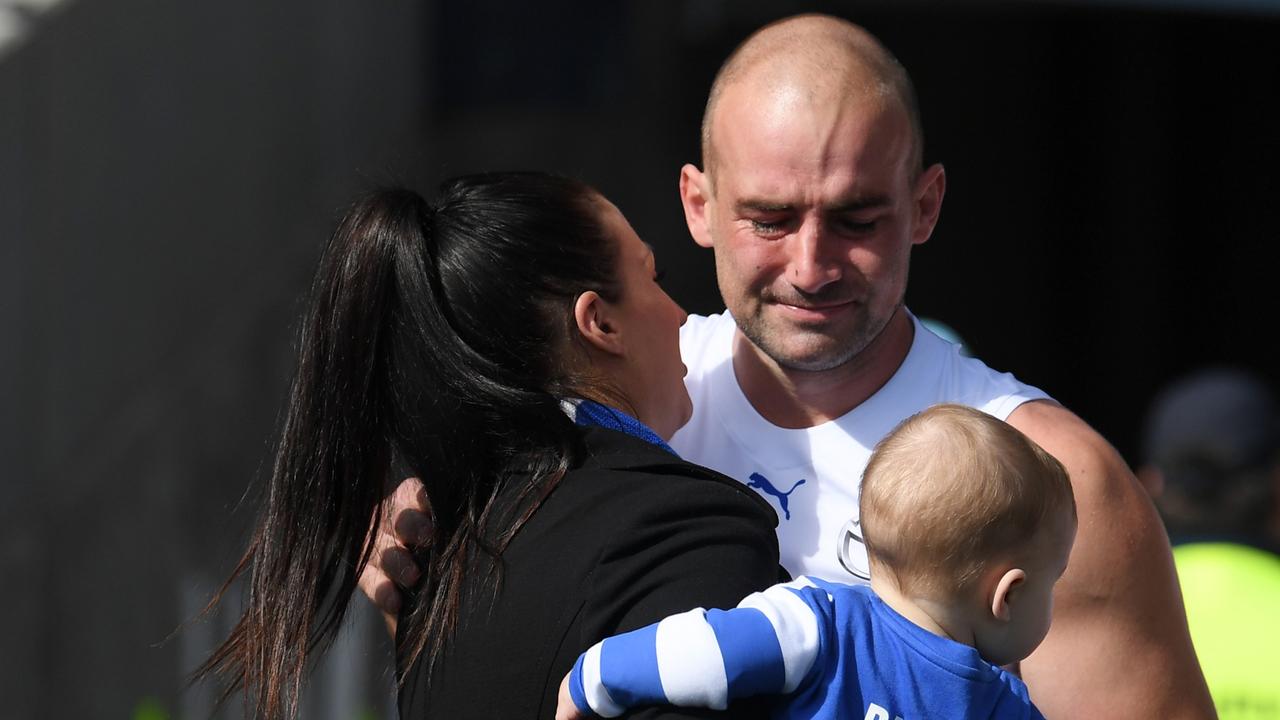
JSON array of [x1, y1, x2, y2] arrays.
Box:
[[359, 476, 432, 635]]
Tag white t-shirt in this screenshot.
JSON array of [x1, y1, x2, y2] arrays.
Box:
[[670, 310, 1050, 582]]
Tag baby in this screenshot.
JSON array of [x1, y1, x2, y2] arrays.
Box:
[[558, 403, 1076, 720]]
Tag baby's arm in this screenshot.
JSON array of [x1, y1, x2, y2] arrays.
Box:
[[559, 578, 827, 718]]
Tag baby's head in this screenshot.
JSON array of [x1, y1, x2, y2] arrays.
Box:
[[860, 404, 1076, 666]]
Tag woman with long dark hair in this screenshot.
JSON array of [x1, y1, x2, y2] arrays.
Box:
[[197, 172, 780, 719]]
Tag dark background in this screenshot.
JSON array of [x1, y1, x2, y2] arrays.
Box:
[[2, 0, 1277, 717]]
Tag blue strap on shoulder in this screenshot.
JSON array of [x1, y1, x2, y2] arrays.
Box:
[[563, 399, 679, 457]]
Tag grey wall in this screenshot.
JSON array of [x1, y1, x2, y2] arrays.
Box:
[[1, 0, 430, 716]]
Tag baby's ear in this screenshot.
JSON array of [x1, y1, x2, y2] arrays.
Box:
[[990, 568, 1027, 622]]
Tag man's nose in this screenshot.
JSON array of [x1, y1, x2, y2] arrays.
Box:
[[786, 221, 842, 293]]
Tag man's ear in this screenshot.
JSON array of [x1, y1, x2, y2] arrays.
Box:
[[680, 164, 715, 249], [911, 162, 946, 246], [990, 567, 1026, 622], [573, 291, 624, 356]]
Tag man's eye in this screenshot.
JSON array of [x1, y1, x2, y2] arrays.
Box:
[[834, 218, 877, 234], [749, 218, 786, 234]]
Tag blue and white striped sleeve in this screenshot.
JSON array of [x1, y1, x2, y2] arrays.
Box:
[[568, 577, 828, 717]]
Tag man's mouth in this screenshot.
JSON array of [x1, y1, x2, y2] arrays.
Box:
[[774, 299, 856, 321]]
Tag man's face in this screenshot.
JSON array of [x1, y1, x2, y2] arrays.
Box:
[[686, 87, 939, 372]]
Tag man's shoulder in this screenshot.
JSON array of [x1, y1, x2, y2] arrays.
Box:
[[1002, 401, 1111, 473], [1002, 401, 1138, 520], [904, 316, 1050, 418]]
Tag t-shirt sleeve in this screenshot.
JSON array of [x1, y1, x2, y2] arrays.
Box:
[[569, 577, 829, 717], [576, 470, 782, 719]]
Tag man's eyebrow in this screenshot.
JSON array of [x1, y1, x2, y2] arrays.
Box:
[[827, 195, 892, 213], [735, 196, 893, 214], [735, 199, 793, 214]]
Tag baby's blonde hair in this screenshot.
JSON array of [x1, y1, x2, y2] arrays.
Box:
[[860, 404, 1075, 599]]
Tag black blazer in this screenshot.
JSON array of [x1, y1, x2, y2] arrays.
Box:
[[398, 425, 784, 719]]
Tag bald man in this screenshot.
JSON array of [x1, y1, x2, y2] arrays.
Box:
[[365, 14, 1213, 718]]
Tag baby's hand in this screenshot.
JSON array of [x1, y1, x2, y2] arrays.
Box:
[[556, 672, 587, 720]]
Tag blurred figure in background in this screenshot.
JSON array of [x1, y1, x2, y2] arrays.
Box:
[[1139, 368, 1280, 719]]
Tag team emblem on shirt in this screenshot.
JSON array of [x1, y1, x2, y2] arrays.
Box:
[[838, 517, 872, 581]]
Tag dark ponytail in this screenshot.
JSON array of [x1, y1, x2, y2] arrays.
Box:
[[196, 173, 622, 719]]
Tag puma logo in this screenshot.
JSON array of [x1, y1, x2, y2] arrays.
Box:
[[747, 472, 806, 521]]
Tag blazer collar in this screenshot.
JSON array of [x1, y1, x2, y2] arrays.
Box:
[[576, 424, 687, 472], [575, 427, 777, 524]]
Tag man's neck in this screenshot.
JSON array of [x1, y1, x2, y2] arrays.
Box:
[[731, 308, 915, 429]]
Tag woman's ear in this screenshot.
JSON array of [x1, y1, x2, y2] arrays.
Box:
[[990, 567, 1026, 622], [573, 291, 624, 356]]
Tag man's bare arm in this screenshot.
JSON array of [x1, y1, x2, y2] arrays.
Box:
[[1007, 400, 1214, 718]]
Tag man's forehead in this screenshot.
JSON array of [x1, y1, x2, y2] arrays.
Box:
[[706, 54, 918, 184], [711, 88, 911, 194]]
